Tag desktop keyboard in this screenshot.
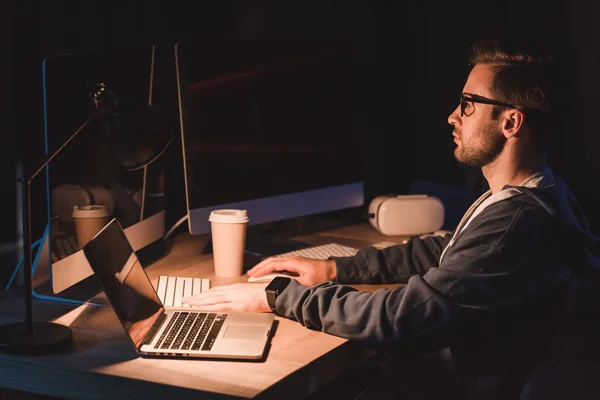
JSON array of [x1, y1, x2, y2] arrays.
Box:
[[272, 243, 359, 259], [53, 235, 79, 259], [157, 276, 211, 308]]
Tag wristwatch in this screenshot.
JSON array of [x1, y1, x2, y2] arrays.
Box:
[[265, 277, 291, 313]]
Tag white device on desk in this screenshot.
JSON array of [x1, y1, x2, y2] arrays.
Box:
[[82, 218, 274, 360], [368, 194, 444, 236]]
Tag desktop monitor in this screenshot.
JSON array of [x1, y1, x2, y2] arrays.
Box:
[[35, 44, 167, 300], [175, 38, 364, 237]]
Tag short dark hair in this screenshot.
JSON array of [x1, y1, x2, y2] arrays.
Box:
[[470, 38, 563, 150]]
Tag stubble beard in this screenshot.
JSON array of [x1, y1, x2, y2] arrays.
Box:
[[454, 121, 506, 168]]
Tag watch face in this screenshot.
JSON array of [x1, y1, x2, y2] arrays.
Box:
[[266, 277, 291, 310], [266, 277, 292, 293]]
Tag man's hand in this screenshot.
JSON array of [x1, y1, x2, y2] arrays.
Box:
[[248, 256, 336, 287], [182, 283, 271, 312]]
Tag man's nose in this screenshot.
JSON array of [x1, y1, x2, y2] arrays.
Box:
[[448, 105, 461, 126]]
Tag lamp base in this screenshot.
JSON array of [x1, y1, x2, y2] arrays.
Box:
[[0, 321, 73, 355]]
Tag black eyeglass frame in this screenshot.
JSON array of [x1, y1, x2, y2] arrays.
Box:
[[460, 93, 517, 117]]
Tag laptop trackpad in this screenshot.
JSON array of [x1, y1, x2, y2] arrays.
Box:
[[223, 325, 266, 340]]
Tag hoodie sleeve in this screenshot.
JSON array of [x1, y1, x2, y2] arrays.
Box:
[[333, 233, 453, 284], [274, 201, 574, 349]]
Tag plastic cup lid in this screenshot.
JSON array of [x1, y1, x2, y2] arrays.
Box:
[[72, 205, 111, 218], [208, 209, 249, 224]]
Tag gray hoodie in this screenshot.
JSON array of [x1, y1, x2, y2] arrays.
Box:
[[275, 172, 591, 399]]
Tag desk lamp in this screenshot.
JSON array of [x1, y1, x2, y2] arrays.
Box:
[[0, 82, 172, 355], [92, 82, 173, 221]]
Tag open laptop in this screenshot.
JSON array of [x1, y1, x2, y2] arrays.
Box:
[[82, 218, 275, 360]]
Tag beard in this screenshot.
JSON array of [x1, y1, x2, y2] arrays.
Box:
[[454, 121, 506, 168]]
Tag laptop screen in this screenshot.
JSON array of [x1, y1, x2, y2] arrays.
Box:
[[83, 219, 164, 348]]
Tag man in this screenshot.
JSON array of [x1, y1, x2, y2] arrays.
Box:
[[184, 39, 591, 399]]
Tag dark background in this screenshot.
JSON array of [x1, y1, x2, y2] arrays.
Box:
[[2, 0, 599, 289]]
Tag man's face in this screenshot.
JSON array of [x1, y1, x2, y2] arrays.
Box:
[[447, 64, 507, 168]]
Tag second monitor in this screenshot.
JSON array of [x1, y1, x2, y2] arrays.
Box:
[[175, 37, 364, 236]]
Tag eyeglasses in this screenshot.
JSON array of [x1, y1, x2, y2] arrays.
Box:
[[460, 93, 517, 117]]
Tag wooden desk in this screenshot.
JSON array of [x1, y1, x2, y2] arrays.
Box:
[[0, 222, 407, 399]]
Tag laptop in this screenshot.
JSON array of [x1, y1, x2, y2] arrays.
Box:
[[82, 218, 275, 360]]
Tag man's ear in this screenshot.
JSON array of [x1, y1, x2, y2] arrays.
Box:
[[501, 109, 525, 138]]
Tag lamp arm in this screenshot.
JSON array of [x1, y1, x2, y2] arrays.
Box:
[[26, 116, 93, 184]]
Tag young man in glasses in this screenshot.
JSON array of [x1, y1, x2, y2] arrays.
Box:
[[184, 39, 593, 399]]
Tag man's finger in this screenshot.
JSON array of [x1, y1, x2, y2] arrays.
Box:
[[182, 301, 232, 312], [204, 283, 261, 293], [248, 255, 281, 271], [248, 256, 280, 274], [250, 258, 300, 277], [204, 284, 241, 291], [183, 291, 229, 305]]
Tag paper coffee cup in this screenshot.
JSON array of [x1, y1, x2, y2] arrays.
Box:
[[72, 205, 111, 249], [209, 209, 249, 277]]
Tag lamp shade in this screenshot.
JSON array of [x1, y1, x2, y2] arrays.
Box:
[[89, 82, 173, 171], [106, 103, 173, 171]]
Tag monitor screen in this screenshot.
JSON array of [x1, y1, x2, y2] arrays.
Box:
[[175, 38, 364, 235]]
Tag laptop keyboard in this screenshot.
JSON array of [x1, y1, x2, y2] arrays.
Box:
[[157, 311, 227, 351], [156, 276, 211, 308]]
